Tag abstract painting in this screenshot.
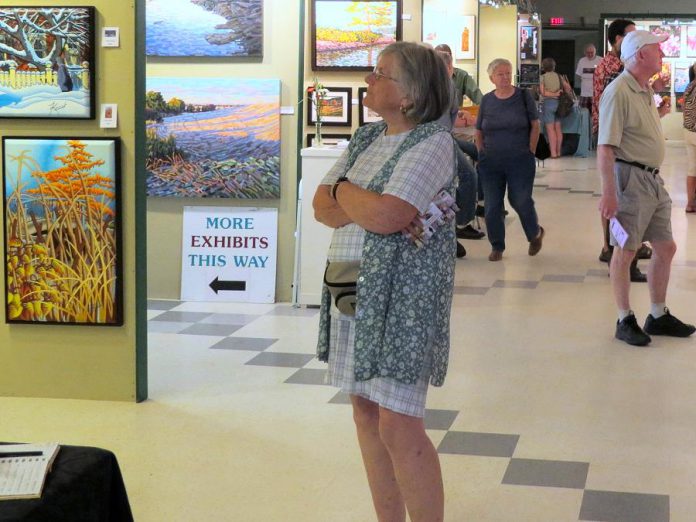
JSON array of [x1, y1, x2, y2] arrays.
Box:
[[688, 26, 696, 58], [650, 25, 681, 58], [312, 0, 402, 71], [456, 16, 475, 60], [147, 0, 263, 57], [3, 137, 122, 325], [146, 77, 280, 198], [0, 7, 95, 119]]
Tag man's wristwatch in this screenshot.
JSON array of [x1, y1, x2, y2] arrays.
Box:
[[331, 176, 349, 199]]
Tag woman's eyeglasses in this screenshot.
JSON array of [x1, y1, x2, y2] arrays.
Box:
[[370, 66, 399, 83]]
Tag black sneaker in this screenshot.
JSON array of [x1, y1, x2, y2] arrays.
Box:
[[456, 241, 466, 258], [598, 247, 613, 263], [457, 224, 485, 240], [615, 314, 651, 346], [644, 308, 696, 337], [630, 265, 647, 283]]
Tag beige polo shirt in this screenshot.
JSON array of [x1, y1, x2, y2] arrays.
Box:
[[597, 70, 664, 169]]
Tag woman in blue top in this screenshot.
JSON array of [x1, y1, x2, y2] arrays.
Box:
[[476, 58, 544, 261]]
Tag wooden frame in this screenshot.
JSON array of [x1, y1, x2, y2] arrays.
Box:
[[357, 87, 382, 125], [0, 6, 96, 119], [3, 137, 123, 325], [311, 0, 402, 71], [306, 86, 352, 126]]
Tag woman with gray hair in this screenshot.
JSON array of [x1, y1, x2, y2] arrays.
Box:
[[313, 41, 457, 522], [476, 58, 544, 261]]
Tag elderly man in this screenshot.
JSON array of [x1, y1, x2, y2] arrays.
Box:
[[597, 30, 695, 346], [575, 43, 601, 113]]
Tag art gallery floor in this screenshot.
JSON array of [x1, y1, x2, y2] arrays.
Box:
[[3, 143, 696, 521]]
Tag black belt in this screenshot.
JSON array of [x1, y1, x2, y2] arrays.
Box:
[[615, 158, 660, 175]]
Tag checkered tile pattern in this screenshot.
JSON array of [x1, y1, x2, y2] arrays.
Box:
[[148, 299, 671, 521]]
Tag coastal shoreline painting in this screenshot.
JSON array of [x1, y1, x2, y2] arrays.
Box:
[[3, 137, 122, 325], [146, 77, 280, 198], [147, 0, 263, 57], [312, 0, 402, 71], [0, 7, 95, 119]]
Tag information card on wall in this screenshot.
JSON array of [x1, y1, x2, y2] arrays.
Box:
[[181, 207, 277, 303]]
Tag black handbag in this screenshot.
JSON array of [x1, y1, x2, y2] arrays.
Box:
[[535, 133, 551, 160]]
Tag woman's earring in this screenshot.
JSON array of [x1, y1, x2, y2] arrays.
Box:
[[400, 105, 407, 114]]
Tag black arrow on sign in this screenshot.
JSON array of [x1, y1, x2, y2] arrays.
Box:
[[209, 277, 246, 294]]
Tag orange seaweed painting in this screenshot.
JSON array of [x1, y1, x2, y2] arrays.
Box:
[[3, 137, 122, 325]]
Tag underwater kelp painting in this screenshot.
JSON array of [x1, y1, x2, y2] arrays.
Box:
[[3, 138, 122, 325]]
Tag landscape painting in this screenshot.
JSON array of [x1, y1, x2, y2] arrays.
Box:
[[3, 137, 122, 325], [0, 7, 95, 119], [312, 0, 402, 71], [146, 77, 280, 198], [147, 0, 263, 57]]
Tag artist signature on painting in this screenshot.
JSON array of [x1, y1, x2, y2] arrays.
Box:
[[49, 101, 68, 114]]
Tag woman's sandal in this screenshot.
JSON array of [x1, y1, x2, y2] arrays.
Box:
[[686, 206, 696, 214]]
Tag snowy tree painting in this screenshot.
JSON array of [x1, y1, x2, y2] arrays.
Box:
[[0, 7, 95, 119]]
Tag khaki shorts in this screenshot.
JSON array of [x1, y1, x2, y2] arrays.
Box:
[[611, 162, 672, 251]]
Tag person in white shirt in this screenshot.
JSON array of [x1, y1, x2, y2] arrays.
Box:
[[575, 43, 602, 112]]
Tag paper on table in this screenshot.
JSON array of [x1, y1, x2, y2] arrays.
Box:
[[0, 443, 60, 500], [610, 217, 629, 248]]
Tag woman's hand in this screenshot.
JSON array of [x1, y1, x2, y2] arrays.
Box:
[[313, 184, 353, 229]]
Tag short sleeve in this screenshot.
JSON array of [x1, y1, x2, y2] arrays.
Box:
[[524, 89, 538, 121], [382, 132, 456, 214], [597, 84, 624, 147]]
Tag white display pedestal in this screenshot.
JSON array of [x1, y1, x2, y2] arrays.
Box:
[[293, 146, 343, 306]]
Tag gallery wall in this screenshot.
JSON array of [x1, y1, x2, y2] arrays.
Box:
[[478, 5, 519, 93], [0, 0, 142, 400]]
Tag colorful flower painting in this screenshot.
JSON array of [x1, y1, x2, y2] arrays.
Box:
[[146, 0, 262, 57], [650, 25, 681, 58], [146, 77, 280, 198], [688, 26, 696, 58], [3, 138, 122, 325], [0, 7, 95, 119]]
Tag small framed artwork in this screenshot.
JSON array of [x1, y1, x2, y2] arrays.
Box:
[[519, 64, 540, 87], [456, 16, 476, 60], [358, 87, 383, 125], [306, 133, 351, 147], [100, 103, 118, 128], [102, 27, 120, 47], [312, 0, 402, 71], [3, 137, 123, 325], [0, 6, 96, 119], [307, 86, 352, 126], [687, 26, 696, 58], [520, 25, 539, 61], [674, 63, 691, 93]]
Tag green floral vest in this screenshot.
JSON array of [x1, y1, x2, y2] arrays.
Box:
[[317, 121, 457, 386]]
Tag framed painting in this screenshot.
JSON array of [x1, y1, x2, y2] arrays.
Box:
[[688, 26, 696, 58], [519, 25, 539, 61], [146, 0, 263, 57], [455, 16, 475, 60], [146, 77, 280, 198], [674, 63, 691, 93], [358, 87, 382, 125], [519, 64, 540, 87], [306, 133, 351, 147], [306, 86, 352, 126], [0, 6, 95, 119], [649, 24, 681, 58], [311, 0, 402, 71], [3, 137, 122, 325]]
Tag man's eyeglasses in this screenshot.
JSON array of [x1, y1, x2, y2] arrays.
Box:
[[370, 66, 399, 83]]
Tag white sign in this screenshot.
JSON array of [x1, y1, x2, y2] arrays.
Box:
[[181, 207, 278, 303], [100, 103, 118, 128], [102, 27, 120, 47]]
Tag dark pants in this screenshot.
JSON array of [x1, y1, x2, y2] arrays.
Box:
[[479, 150, 539, 252]]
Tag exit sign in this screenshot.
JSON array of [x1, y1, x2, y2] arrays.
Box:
[[550, 17, 565, 25]]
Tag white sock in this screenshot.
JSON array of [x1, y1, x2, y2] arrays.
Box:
[[618, 309, 632, 321], [651, 303, 667, 318]]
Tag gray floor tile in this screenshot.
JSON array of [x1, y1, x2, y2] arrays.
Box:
[[541, 274, 586, 283], [454, 286, 489, 295], [246, 352, 314, 368], [586, 268, 609, 277], [147, 299, 182, 310], [502, 458, 589, 489], [200, 313, 262, 326], [437, 431, 519, 457], [210, 337, 278, 351], [178, 323, 243, 336], [424, 409, 458, 430], [328, 391, 351, 404], [147, 321, 193, 334], [150, 311, 212, 323], [579, 490, 670, 522], [285, 368, 329, 385], [492, 280, 539, 289], [266, 306, 320, 317]]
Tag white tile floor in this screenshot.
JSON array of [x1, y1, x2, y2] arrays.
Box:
[[2, 145, 696, 521]]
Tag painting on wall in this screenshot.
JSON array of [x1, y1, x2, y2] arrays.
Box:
[[649, 25, 681, 58], [519, 64, 540, 87], [0, 7, 95, 119], [3, 137, 122, 325], [456, 16, 475, 60], [312, 0, 402, 71], [519, 25, 538, 61], [146, 77, 280, 198], [358, 87, 382, 125], [147, 0, 263, 57], [674, 63, 691, 93], [687, 26, 696, 58], [306, 86, 352, 126]]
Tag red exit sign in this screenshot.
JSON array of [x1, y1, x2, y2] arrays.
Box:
[[549, 17, 565, 25]]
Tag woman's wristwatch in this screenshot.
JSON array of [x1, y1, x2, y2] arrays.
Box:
[[331, 176, 349, 199]]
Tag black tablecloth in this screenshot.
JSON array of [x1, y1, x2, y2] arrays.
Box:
[[0, 445, 133, 522]]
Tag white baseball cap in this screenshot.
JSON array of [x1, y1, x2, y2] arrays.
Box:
[[621, 30, 668, 62]]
